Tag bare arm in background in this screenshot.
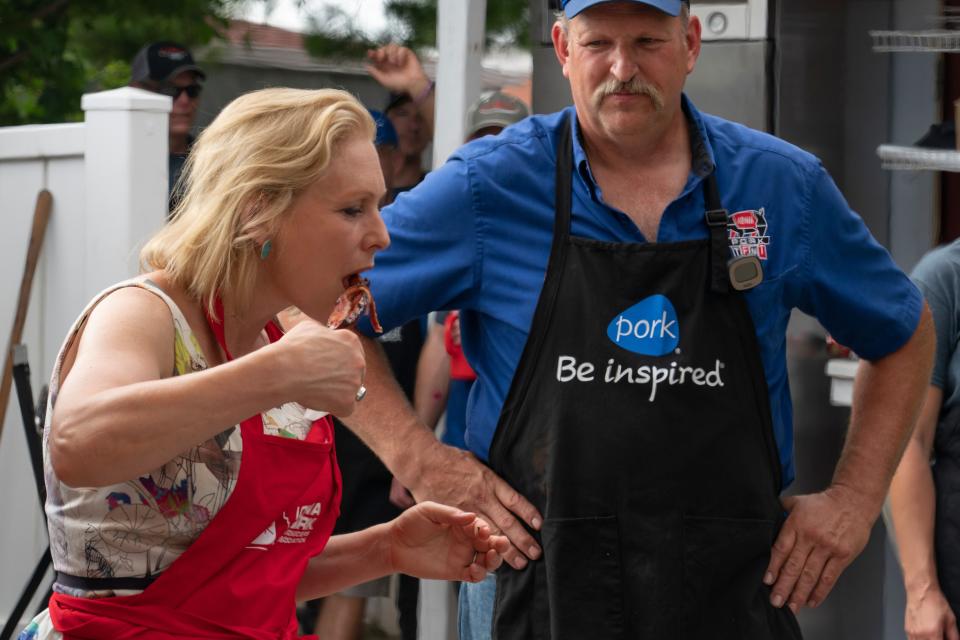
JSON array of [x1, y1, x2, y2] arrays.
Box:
[[341, 334, 543, 569], [765, 303, 935, 613], [414, 319, 451, 431], [890, 385, 960, 640], [366, 44, 434, 135]]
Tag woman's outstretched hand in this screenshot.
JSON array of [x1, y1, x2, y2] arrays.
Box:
[[387, 502, 510, 583]]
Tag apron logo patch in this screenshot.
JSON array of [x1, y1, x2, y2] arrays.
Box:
[[555, 295, 727, 402], [247, 501, 324, 549], [727, 208, 769, 260], [606, 294, 679, 356]]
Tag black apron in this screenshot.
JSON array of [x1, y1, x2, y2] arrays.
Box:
[[487, 117, 802, 640], [934, 404, 960, 612]]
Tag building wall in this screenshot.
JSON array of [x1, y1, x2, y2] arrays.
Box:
[[194, 63, 390, 132]]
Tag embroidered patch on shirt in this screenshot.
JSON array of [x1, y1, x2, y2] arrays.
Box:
[[727, 208, 770, 260]]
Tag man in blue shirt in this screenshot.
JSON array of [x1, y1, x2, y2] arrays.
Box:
[[343, 0, 934, 637]]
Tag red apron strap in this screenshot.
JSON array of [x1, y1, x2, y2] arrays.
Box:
[[207, 295, 286, 362]]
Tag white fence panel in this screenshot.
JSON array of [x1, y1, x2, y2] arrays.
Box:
[[0, 87, 170, 632]]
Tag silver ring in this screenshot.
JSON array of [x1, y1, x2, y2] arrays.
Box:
[[355, 385, 367, 402]]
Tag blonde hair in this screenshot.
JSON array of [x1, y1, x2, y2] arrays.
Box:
[[140, 88, 375, 317]]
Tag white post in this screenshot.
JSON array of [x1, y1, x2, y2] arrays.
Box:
[[81, 87, 171, 299], [421, 6, 488, 638], [432, 0, 487, 168]]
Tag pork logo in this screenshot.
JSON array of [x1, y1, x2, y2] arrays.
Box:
[[727, 208, 769, 260], [606, 295, 679, 356]]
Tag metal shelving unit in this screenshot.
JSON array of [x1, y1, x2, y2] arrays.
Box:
[[870, 29, 960, 52], [877, 144, 960, 172], [872, 25, 960, 171]]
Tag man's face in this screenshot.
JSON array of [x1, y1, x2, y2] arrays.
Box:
[[138, 70, 202, 140], [553, 2, 700, 144], [386, 102, 428, 157], [163, 71, 202, 138]]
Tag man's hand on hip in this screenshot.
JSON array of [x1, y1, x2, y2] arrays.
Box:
[[408, 440, 543, 570]]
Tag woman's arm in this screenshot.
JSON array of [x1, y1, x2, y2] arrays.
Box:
[[296, 502, 507, 602], [51, 287, 364, 487], [889, 385, 959, 639]]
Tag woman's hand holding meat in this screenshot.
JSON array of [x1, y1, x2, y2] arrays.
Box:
[[272, 318, 366, 416]]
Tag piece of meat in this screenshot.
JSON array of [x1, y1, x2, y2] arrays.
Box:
[[327, 275, 382, 332]]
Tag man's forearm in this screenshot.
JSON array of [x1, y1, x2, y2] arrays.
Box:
[[342, 334, 441, 485], [345, 334, 544, 568], [833, 304, 935, 515]]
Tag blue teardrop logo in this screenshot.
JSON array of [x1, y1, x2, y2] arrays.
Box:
[[606, 294, 679, 356]]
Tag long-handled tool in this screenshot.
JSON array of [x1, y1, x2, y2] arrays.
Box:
[[0, 190, 53, 446], [0, 345, 52, 640]]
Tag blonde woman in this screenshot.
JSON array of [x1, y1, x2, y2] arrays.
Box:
[[20, 88, 506, 640]]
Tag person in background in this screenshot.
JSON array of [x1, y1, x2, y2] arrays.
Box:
[[341, 1, 935, 638], [890, 240, 960, 640], [464, 90, 531, 142], [368, 109, 401, 206], [128, 41, 205, 213], [16, 88, 506, 640], [367, 44, 434, 193]]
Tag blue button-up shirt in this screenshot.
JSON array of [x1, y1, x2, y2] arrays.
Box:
[[362, 97, 922, 486]]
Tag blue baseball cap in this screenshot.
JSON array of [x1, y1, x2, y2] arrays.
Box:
[[562, 0, 686, 18], [367, 109, 398, 148]]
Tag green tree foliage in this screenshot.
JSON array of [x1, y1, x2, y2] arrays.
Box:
[[302, 0, 529, 61], [3, 0, 529, 125], [0, 0, 246, 125]]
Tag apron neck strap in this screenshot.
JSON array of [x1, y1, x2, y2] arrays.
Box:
[[553, 113, 574, 248], [703, 172, 730, 295], [205, 296, 285, 362]]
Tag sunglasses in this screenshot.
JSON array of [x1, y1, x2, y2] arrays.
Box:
[[156, 84, 203, 100]]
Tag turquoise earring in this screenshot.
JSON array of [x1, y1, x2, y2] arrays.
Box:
[[260, 240, 272, 260]]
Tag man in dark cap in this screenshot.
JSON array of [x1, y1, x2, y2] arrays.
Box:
[[129, 41, 206, 212]]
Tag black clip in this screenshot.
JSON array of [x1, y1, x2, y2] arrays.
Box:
[[705, 208, 728, 227]]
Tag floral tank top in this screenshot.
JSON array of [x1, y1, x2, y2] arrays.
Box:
[[42, 278, 316, 597]]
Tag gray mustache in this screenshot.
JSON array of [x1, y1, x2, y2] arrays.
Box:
[[597, 79, 664, 111]]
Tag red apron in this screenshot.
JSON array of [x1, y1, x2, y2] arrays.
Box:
[[49, 305, 342, 639]]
